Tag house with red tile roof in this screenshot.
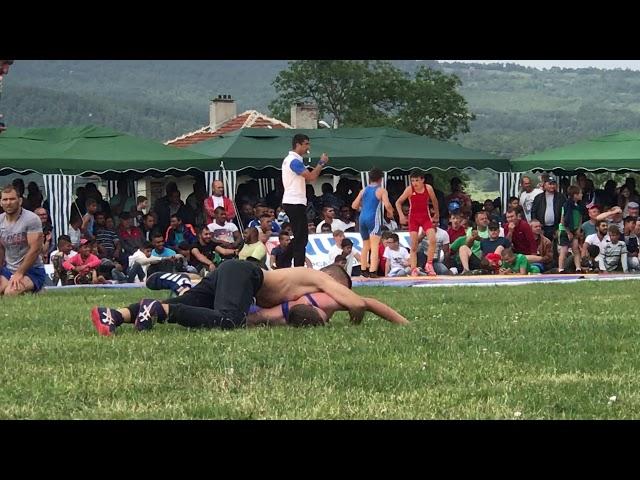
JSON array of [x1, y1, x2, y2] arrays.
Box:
[[165, 94, 294, 147]]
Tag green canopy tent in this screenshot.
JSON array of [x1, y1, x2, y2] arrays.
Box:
[[0, 126, 216, 240], [510, 131, 640, 174], [185, 127, 514, 209]]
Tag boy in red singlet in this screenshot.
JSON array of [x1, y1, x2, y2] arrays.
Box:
[[395, 170, 440, 276]]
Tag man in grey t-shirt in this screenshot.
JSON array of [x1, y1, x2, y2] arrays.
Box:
[[0, 184, 46, 295]]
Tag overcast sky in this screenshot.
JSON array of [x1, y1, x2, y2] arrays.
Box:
[[440, 60, 640, 71]]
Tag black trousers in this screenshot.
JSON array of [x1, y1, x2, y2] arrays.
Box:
[[543, 225, 556, 242], [281, 203, 308, 267], [164, 260, 263, 329]]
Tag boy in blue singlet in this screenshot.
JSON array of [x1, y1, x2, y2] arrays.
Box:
[[351, 168, 395, 278]]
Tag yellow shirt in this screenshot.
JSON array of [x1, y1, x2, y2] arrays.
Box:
[[239, 241, 267, 262]]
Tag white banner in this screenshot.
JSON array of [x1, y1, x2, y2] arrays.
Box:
[[265, 232, 413, 270]]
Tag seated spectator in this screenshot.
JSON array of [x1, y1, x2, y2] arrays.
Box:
[[62, 239, 105, 284], [581, 203, 601, 237], [417, 225, 452, 275], [597, 206, 624, 231], [327, 229, 346, 261], [280, 222, 293, 236], [316, 206, 348, 233], [275, 206, 289, 227], [376, 230, 395, 277], [499, 247, 541, 274], [598, 225, 628, 273], [582, 245, 601, 273], [140, 213, 158, 242], [333, 254, 348, 270], [338, 206, 356, 232], [628, 201, 639, 219], [623, 216, 639, 271], [447, 212, 466, 244], [117, 212, 144, 263], [207, 206, 242, 257], [338, 238, 361, 277], [526, 219, 554, 273], [181, 228, 218, 276], [33, 207, 54, 264], [247, 203, 268, 228], [483, 198, 501, 224], [320, 223, 333, 233], [307, 222, 317, 235], [238, 202, 256, 230], [501, 196, 520, 225], [480, 221, 511, 258], [95, 214, 121, 261], [504, 207, 537, 256], [384, 233, 411, 277], [238, 227, 267, 266], [250, 211, 281, 238], [126, 242, 160, 282], [175, 243, 199, 274], [582, 220, 610, 259], [49, 235, 77, 285], [165, 214, 197, 250], [270, 232, 292, 270], [450, 211, 498, 274], [146, 232, 187, 276]]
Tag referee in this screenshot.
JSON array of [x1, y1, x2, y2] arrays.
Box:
[[281, 134, 328, 267]]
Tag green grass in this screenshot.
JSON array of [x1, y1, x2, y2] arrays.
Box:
[[1, 281, 640, 419]]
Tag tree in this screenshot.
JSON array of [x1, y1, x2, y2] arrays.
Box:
[[268, 60, 474, 140]]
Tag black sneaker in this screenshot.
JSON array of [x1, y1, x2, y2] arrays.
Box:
[[146, 272, 193, 295], [361, 270, 370, 278], [135, 299, 166, 331]]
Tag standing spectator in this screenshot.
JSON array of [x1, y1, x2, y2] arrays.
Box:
[[0, 184, 46, 295], [597, 206, 624, 231], [85, 183, 111, 217], [319, 183, 344, 211], [24, 182, 44, 212], [526, 219, 553, 273], [519, 176, 543, 222], [109, 178, 136, 219], [81, 198, 98, 240], [12, 178, 26, 204], [618, 184, 634, 217], [531, 176, 564, 241], [503, 207, 537, 256], [132, 196, 149, 228], [186, 180, 208, 229], [204, 180, 236, 227], [152, 182, 178, 234], [280, 134, 328, 267], [68, 214, 83, 249], [557, 185, 585, 273], [628, 201, 639, 219], [164, 214, 197, 251], [445, 177, 472, 220], [595, 180, 618, 211]]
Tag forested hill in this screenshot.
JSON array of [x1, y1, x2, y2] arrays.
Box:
[[4, 60, 640, 158]]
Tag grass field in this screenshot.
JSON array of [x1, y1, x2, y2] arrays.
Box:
[[1, 281, 639, 419]]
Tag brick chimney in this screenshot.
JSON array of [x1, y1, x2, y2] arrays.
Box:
[[209, 94, 237, 130], [290, 102, 318, 129]]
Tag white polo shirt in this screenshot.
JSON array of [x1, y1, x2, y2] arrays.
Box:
[[282, 151, 307, 205]]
